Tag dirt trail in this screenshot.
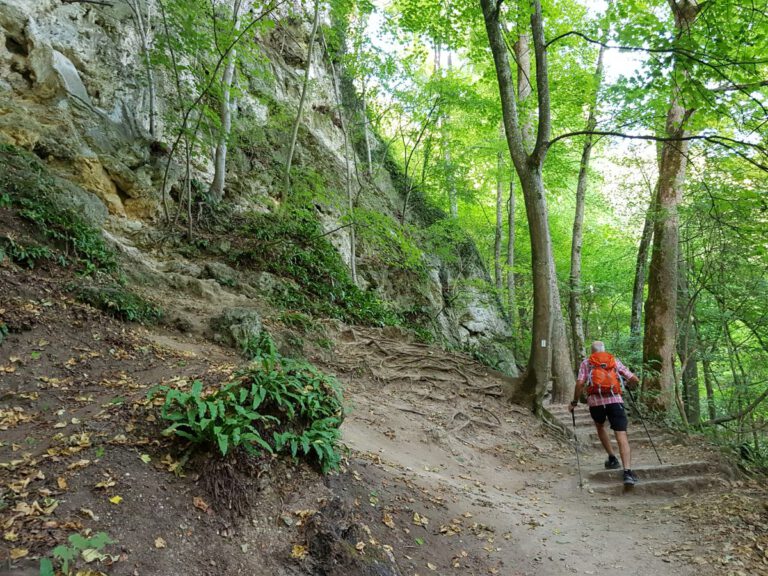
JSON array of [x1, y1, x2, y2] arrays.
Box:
[[1, 264, 764, 576], [329, 327, 735, 575]]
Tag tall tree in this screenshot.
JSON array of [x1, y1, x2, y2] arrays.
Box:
[[284, 0, 321, 203], [569, 44, 604, 369], [481, 0, 572, 411], [642, 0, 701, 411], [209, 0, 244, 202]]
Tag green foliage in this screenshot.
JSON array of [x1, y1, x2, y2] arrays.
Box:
[[230, 208, 399, 326], [40, 531, 114, 576], [278, 311, 319, 333], [0, 236, 52, 269], [75, 284, 163, 324], [156, 340, 344, 473], [0, 146, 116, 274]]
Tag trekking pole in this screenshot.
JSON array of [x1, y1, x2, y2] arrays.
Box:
[[625, 388, 663, 465], [571, 410, 584, 489]]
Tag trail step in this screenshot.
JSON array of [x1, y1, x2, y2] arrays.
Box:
[[588, 475, 729, 496], [587, 461, 724, 483]]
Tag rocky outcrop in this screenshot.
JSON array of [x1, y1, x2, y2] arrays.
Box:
[[0, 0, 518, 374]]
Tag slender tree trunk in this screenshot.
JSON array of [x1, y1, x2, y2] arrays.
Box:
[[630, 191, 656, 338], [494, 147, 504, 293], [676, 254, 700, 424], [209, 0, 243, 203], [361, 81, 373, 179], [442, 53, 458, 218], [284, 0, 320, 203], [126, 0, 156, 138], [695, 316, 717, 422], [569, 44, 605, 369], [323, 34, 356, 284], [507, 177, 516, 334], [642, 0, 700, 412]]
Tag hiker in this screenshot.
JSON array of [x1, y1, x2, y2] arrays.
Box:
[[569, 341, 640, 486]]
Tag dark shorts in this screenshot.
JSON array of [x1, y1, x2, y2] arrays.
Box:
[[589, 403, 628, 432]]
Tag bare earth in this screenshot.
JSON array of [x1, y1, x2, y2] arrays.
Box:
[[1, 263, 766, 576]]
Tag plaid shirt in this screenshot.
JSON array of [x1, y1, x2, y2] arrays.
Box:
[[577, 356, 636, 407]]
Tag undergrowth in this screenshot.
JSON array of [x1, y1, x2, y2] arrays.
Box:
[[230, 207, 399, 327], [75, 284, 163, 324], [155, 335, 344, 473], [0, 145, 116, 274]]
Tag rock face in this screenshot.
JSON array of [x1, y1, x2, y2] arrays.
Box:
[[0, 0, 517, 374]]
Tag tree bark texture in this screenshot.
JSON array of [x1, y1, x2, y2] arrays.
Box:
[[494, 148, 504, 293], [676, 255, 700, 424], [209, 0, 243, 203], [283, 0, 320, 203], [507, 178, 517, 334], [630, 191, 656, 338], [482, 0, 569, 410], [642, 0, 699, 412], [569, 45, 604, 370]]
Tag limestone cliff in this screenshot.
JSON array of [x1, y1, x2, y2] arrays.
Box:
[[0, 0, 517, 374]]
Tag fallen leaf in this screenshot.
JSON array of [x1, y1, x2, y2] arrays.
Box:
[[67, 459, 91, 470], [80, 508, 98, 521], [81, 548, 108, 563], [291, 544, 308, 559], [3, 529, 18, 542], [57, 477, 68, 490], [382, 512, 395, 529], [10, 548, 28, 560], [154, 537, 167, 549], [427, 562, 437, 571], [139, 454, 151, 464], [355, 541, 366, 552], [108, 495, 123, 505], [413, 512, 429, 527], [193, 496, 209, 512]]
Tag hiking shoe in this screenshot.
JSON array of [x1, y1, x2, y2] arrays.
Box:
[[605, 455, 620, 470], [623, 470, 638, 486]]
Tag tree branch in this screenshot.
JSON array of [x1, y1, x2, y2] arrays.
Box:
[[547, 129, 768, 171], [62, 0, 114, 6], [530, 0, 550, 166]]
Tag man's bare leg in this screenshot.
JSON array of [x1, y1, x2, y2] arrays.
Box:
[[594, 422, 616, 458], [614, 430, 631, 470]]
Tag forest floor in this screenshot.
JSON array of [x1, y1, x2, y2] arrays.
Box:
[[1, 262, 768, 575]]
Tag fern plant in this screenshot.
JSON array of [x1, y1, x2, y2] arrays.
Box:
[[155, 342, 345, 472]]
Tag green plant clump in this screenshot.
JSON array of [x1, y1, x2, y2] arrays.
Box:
[[156, 342, 344, 473], [75, 284, 163, 324], [0, 236, 52, 269], [0, 146, 116, 274], [40, 531, 115, 576], [231, 208, 399, 326]]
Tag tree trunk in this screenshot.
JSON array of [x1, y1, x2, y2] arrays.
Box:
[[630, 192, 656, 338], [507, 178, 516, 334], [283, 0, 320, 203], [361, 81, 373, 179], [324, 34, 356, 285], [443, 53, 458, 218], [642, 0, 699, 412], [494, 147, 504, 293], [676, 254, 699, 424], [569, 44, 604, 369], [481, 0, 569, 411], [209, 0, 243, 203]]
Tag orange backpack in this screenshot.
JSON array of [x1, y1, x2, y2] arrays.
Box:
[[587, 352, 621, 396]]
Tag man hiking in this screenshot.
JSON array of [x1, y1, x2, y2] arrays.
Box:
[[568, 341, 640, 486]]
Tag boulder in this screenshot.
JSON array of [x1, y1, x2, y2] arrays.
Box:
[[210, 307, 263, 351]]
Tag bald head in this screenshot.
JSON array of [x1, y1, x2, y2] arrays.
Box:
[[591, 341, 605, 353]]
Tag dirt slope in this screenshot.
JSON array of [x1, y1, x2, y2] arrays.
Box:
[[2, 265, 767, 576]]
